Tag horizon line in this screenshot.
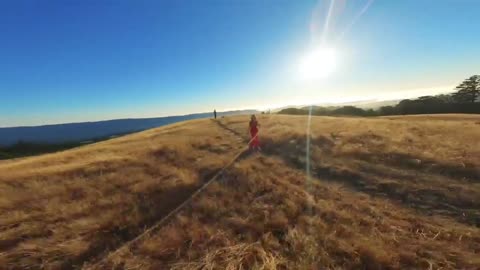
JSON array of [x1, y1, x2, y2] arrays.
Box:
[[0, 85, 458, 128]]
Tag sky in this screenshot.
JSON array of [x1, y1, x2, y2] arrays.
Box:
[[0, 0, 479, 127]]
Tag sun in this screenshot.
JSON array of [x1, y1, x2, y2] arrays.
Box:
[[298, 47, 337, 80]]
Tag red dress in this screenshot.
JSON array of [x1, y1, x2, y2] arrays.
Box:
[[249, 120, 260, 148]]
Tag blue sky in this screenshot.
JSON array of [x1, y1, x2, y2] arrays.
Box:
[[1, 0, 478, 127]]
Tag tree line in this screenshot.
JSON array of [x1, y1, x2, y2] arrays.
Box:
[[278, 75, 480, 117]]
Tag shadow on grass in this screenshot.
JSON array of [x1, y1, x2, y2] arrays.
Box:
[[70, 166, 227, 269], [260, 136, 480, 227], [343, 151, 479, 182], [79, 142, 252, 268]]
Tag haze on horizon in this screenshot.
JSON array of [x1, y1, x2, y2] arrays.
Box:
[[1, 0, 478, 127]]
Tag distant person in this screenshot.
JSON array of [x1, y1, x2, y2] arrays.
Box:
[[214, 109, 217, 119], [249, 114, 260, 151]]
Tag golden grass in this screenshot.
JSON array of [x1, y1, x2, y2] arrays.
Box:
[[1, 114, 479, 269], [99, 155, 479, 269], [0, 119, 244, 269]]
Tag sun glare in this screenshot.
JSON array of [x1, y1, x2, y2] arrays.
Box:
[[298, 47, 337, 80]]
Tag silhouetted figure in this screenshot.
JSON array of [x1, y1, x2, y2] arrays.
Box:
[[249, 115, 260, 151], [214, 109, 217, 119]]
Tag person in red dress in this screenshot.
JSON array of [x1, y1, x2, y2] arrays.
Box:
[[249, 115, 260, 151]]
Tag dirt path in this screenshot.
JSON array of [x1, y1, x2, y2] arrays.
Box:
[[83, 120, 251, 269]]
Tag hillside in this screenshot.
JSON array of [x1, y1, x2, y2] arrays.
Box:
[[1, 115, 479, 269], [0, 110, 256, 146]]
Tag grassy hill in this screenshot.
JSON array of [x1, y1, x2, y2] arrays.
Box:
[[0, 115, 479, 269]]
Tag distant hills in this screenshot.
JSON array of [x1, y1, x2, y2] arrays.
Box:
[[325, 99, 401, 109], [272, 99, 401, 112], [0, 110, 257, 146]]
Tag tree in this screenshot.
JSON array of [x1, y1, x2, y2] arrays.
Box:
[[278, 108, 306, 115], [397, 99, 416, 114], [332, 106, 366, 116], [436, 94, 454, 103], [452, 75, 480, 103], [364, 108, 376, 116], [379, 106, 396, 115]]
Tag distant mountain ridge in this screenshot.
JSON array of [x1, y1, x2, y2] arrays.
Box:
[[329, 99, 401, 109], [272, 99, 401, 112], [0, 110, 257, 146]]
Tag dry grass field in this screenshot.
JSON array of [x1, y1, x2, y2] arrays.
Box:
[[1, 114, 479, 269], [0, 119, 244, 269]]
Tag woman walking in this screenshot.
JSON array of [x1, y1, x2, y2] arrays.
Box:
[[249, 115, 260, 151]]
